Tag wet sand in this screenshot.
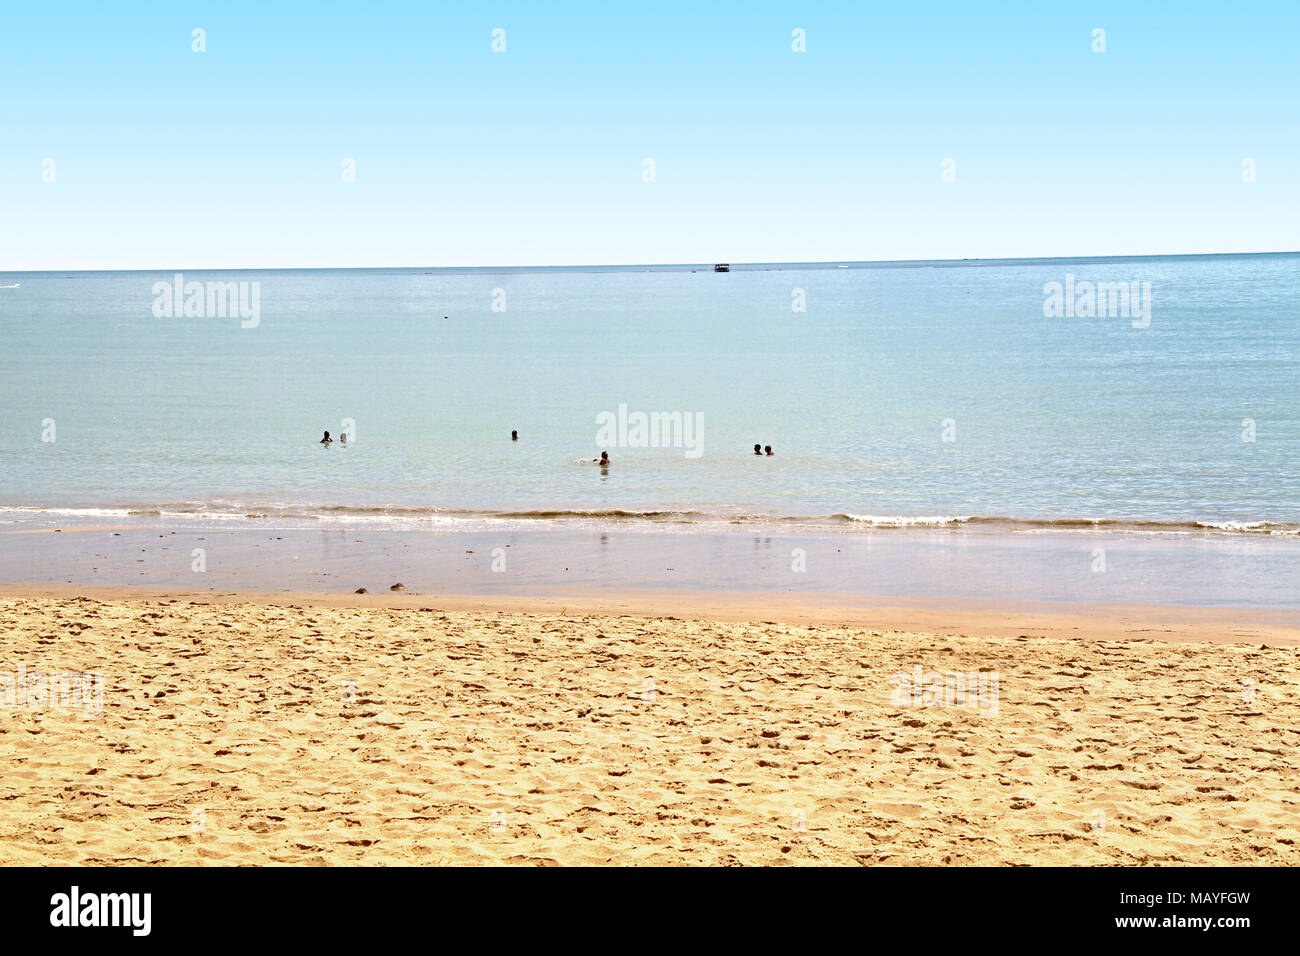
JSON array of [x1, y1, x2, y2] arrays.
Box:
[[2, 522, 1298, 608]]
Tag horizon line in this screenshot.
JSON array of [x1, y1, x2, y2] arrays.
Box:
[[4, 249, 1298, 275]]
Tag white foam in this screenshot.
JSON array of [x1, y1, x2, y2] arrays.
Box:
[[839, 513, 973, 527]]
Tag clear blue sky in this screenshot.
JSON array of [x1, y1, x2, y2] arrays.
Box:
[[2, 1, 1296, 269]]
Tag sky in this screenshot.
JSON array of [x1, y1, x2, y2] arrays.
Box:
[[1, 1, 1297, 270]]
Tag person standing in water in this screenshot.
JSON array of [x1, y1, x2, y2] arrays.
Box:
[[764, 445, 773, 455], [511, 430, 518, 441], [339, 433, 347, 445], [753, 444, 762, 455], [595, 451, 610, 465], [321, 431, 333, 444]]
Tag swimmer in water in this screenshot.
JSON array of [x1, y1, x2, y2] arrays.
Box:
[[764, 445, 772, 456], [595, 451, 610, 465], [321, 431, 333, 444], [511, 430, 518, 441], [753, 444, 762, 455], [340, 433, 347, 445]]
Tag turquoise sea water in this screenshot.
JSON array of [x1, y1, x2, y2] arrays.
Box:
[[1, 254, 1297, 535]]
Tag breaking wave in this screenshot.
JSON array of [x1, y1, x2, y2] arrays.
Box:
[[1, 503, 1296, 535]]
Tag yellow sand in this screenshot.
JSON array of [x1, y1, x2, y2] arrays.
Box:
[[1, 593, 1297, 865]]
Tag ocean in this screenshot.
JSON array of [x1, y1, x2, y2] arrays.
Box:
[[2, 254, 1296, 536]]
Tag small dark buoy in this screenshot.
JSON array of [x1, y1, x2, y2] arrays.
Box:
[[390, 583, 405, 591], [355, 587, 368, 594]]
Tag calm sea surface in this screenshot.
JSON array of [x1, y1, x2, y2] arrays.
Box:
[[1, 255, 1297, 535]]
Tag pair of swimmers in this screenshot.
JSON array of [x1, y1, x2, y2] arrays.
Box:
[[753, 444, 773, 456], [320, 431, 347, 445]]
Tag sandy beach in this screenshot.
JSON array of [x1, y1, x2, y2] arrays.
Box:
[[2, 589, 1297, 866]]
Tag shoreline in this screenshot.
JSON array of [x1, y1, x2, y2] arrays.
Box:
[[4, 510, 1299, 537], [1, 523, 1297, 610]]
